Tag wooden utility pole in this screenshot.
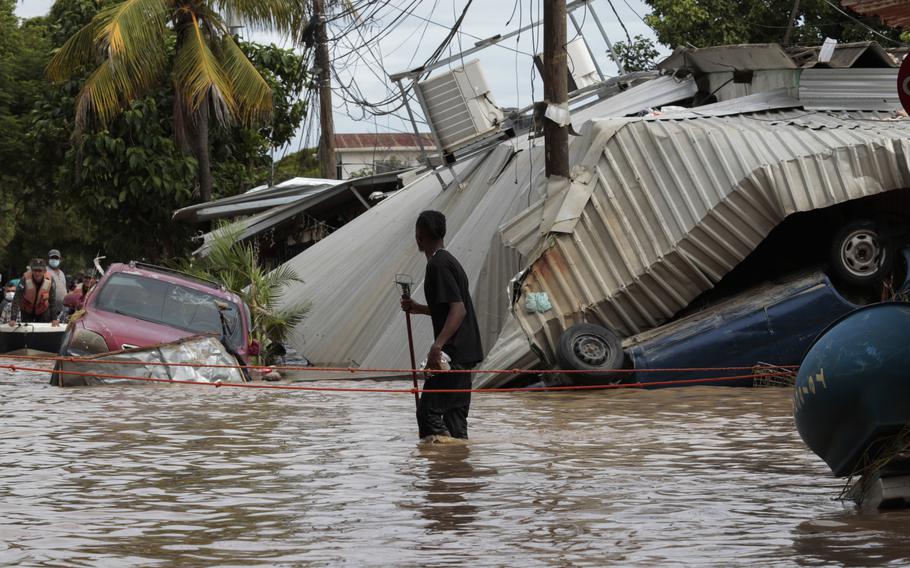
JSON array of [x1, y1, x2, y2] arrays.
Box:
[[313, 0, 336, 179], [543, 0, 569, 178]]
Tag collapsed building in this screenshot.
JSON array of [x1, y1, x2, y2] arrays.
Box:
[[177, 39, 910, 385]]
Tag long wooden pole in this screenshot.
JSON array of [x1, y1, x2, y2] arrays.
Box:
[[313, 0, 336, 179], [543, 0, 569, 178], [404, 311, 419, 408]]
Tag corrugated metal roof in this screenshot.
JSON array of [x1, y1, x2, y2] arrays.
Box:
[[658, 41, 898, 74], [334, 132, 433, 150], [799, 68, 901, 110], [815, 41, 896, 68], [191, 171, 403, 256], [649, 88, 801, 118], [842, 0, 910, 30], [571, 74, 698, 128], [505, 109, 910, 370], [268, 69, 910, 384], [275, 143, 541, 367], [658, 44, 798, 73], [173, 179, 340, 223]]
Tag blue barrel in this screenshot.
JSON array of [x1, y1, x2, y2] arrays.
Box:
[[794, 302, 910, 477]]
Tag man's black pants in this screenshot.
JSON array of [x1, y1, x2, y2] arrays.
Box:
[[416, 364, 472, 439]]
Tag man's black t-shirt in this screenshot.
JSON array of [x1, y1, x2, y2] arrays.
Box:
[[423, 249, 484, 364]]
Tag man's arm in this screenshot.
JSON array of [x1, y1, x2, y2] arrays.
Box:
[[400, 297, 430, 316], [426, 301, 466, 369], [48, 281, 61, 325]]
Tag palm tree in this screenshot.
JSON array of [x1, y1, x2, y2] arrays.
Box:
[[176, 223, 310, 365], [47, 0, 302, 201]]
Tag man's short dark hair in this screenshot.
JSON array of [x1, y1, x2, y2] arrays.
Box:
[[416, 210, 446, 240]]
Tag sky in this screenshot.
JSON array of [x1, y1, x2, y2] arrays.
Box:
[[14, 0, 662, 156]]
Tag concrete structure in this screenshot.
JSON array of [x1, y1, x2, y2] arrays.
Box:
[[334, 133, 433, 179]]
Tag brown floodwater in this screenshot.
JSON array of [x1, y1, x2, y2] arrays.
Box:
[[1, 359, 908, 567]]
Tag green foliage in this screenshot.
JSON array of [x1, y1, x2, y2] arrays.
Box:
[[0, 0, 55, 269], [269, 147, 321, 184], [0, 0, 309, 277], [644, 0, 902, 47], [609, 35, 660, 73], [176, 224, 310, 364], [208, 41, 309, 195]]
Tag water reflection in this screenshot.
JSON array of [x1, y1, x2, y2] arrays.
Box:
[[412, 444, 490, 533]]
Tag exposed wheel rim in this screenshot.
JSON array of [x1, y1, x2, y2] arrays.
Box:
[[572, 333, 610, 366], [840, 229, 884, 278]]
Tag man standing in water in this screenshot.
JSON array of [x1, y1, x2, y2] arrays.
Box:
[[401, 210, 483, 442]]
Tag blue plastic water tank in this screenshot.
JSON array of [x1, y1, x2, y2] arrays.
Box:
[[794, 302, 910, 477]]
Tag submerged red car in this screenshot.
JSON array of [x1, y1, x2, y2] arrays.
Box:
[[59, 262, 256, 363]]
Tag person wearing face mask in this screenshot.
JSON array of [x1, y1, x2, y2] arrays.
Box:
[[0, 281, 16, 324], [46, 249, 67, 306]]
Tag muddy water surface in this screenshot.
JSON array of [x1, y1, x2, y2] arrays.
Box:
[[1, 360, 908, 566]]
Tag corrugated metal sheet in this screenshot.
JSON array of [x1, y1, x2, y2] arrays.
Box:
[[799, 68, 901, 110], [276, 73, 697, 369], [271, 69, 910, 385], [663, 88, 800, 117], [657, 44, 798, 73], [335, 132, 433, 150], [276, 142, 541, 367], [705, 69, 800, 102], [571, 75, 698, 128], [507, 110, 910, 368], [816, 42, 896, 68], [173, 179, 339, 222]]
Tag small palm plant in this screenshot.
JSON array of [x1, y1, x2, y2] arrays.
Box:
[[180, 224, 309, 365]]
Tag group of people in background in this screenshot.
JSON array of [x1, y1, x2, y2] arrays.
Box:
[[0, 250, 97, 326]]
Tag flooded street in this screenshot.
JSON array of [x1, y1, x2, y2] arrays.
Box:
[[1, 361, 908, 567]]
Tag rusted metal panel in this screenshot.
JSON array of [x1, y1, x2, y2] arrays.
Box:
[[842, 0, 910, 30]]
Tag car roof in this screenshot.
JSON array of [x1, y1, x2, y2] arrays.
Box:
[[103, 262, 245, 305]]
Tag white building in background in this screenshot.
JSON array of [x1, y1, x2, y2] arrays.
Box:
[[334, 133, 433, 179]]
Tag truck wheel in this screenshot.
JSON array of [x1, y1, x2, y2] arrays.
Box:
[[830, 219, 892, 288], [556, 323, 625, 384]]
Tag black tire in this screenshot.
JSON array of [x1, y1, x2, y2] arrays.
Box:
[[829, 219, 892, 288], [555, 323, 625, 384]]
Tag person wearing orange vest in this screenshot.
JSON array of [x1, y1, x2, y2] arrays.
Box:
[[9, 259, 61, 326]]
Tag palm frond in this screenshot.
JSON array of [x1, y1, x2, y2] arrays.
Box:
[[176, 220, 308, 362], [47, 19, 99, 81], [213, 0, 301, 34], [173, 11, 236, 125], [91, 0, 171, 92], [219, 33, 273, 125], [74, 59, 132, 131]]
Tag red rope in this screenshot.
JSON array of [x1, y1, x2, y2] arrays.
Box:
[[0, 351, 797, 376], [2, 363, 794, 394]]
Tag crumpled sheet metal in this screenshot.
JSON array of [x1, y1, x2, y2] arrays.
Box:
[[505, 109, 910, 367], [55, 335, 246, 386]]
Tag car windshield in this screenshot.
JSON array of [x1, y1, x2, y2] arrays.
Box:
[[94, 272, 244, 345]]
